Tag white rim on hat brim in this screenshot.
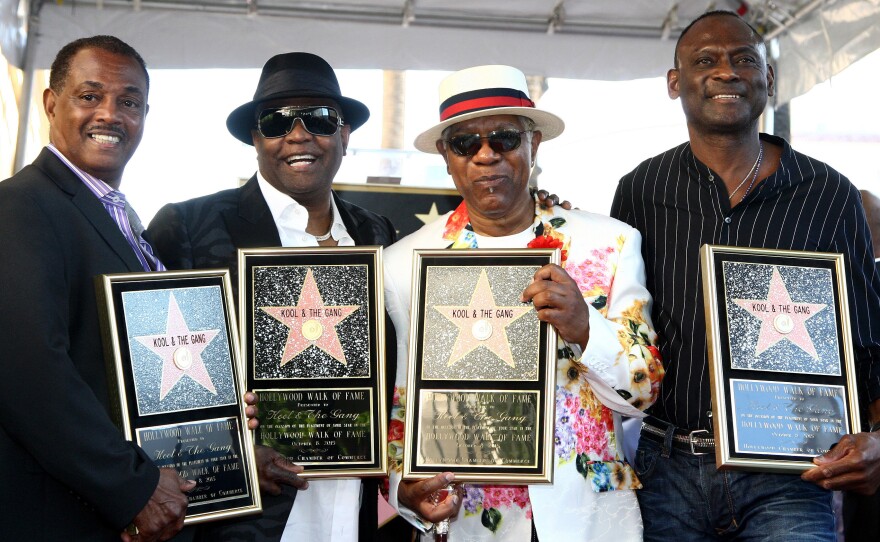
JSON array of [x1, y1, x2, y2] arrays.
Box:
[[413, 106, 565, 154]]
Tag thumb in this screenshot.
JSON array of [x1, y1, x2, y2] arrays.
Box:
[[813, 441, 847, 465], [179, 477, 198, 491]]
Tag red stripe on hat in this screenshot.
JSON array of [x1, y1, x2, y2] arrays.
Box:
[[440, 96, 535, 121]]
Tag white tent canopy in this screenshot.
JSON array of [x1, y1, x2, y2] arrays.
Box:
[[3, 0, 880, 104]]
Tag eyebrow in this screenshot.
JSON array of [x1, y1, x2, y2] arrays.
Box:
[[78, 80, 145, 96]]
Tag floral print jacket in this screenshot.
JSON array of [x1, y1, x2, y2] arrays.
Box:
[[383, 200, 664, 541]]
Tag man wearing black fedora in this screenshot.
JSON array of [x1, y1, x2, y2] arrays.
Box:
[[147, 52, 399, 542]]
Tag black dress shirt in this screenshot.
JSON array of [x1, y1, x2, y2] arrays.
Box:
[[611, 133, 880, 431]]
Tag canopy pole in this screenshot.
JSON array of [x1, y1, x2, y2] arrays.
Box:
[[13, 0, 42, 174]]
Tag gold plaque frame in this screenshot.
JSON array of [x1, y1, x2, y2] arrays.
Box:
[[403, 249, 559, 484], [96, 269, 261, 524], [238, 247, 388, 478], [701, 245, 861, 472]]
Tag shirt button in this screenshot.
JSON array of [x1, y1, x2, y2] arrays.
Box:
[[707, 411, 713, 418], [301, 235, 308, 242], [724, 217, 732, 224]]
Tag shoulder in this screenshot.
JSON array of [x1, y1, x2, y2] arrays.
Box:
[[385, 214, 450, 262], [557, 207, 642, 241], [151, 186, 242, 225], [333, 192, 397, 243], [618, 141, 691, 187], [335, 194, 392, 225]]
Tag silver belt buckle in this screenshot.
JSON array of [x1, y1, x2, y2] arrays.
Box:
[[688, 429, 711, 455]]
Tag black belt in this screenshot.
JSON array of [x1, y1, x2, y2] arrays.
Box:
[[640, 416, 715, 455]]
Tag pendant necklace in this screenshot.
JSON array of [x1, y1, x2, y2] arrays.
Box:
[[728, 142, 764, 201]]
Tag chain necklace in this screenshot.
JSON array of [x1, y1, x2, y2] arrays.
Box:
[[728, 142, 764, 201], [313, 228, 333, 242]]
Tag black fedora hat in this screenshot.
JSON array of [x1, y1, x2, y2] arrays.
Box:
[[226, 52, 370, 145]]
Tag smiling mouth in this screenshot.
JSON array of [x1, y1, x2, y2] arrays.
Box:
[[90, 134, 121, 144], [711, 94, 743, 100], [286, 154, 317, 166]]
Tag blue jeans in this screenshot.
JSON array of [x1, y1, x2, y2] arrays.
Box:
[[635, 436, 835, 541]]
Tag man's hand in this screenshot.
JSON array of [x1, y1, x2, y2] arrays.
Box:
[[255, 444, 309, 495], [521, 264, 589, 349], [121, 468, 194, 542], [397, 472, 461, 524], [536, 189, 573, 210], [801, 432, 880, 495], [244, 391, 259, 430]]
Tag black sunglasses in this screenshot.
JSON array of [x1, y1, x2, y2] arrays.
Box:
[[256, 106, 344, 138], [444, 130, 529, 157]]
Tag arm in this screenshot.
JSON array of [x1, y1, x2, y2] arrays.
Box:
[[802, 196, 880, 494], [146, 202, 195, 271], [0, 186, 161, 527], [521, 227, 663, 416]]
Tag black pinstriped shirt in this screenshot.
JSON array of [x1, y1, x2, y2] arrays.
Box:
[[611, 133, 880, 431]]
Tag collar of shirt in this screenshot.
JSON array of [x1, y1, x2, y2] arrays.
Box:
[[255, 170, 354, 247], [46, 144, 117, 200]]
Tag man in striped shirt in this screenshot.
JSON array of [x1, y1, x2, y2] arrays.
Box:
[[0, 36, 193, 541], [611, 10, 880, 541]]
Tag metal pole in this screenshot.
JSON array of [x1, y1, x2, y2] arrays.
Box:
[[13, 0, 41, 174]]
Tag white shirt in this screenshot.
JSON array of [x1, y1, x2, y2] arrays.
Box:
[[257, 171, 355, 248], [256, 172, 361, 542]]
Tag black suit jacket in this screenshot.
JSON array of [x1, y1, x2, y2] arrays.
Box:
[[147, 175, 398, 542], [0, 149, 160, 540]]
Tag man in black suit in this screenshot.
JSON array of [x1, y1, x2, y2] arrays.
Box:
[[147, 52, 399, 542], [0, 36, 193, 541]]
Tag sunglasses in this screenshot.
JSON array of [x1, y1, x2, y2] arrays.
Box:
[[256, 106, 344, 138], [444, 130, 529, 157]]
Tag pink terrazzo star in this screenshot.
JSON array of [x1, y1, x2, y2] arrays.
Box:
[[434, 269, 533, 368], [733, 266, 827, 359], [260, 268, 359, 367], [134, 293, 220, 400]]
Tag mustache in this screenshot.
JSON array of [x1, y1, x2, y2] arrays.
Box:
[[87, 124, 126, 138]]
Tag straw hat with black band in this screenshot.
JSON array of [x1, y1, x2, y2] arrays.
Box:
[[414, 64, 565, 154]]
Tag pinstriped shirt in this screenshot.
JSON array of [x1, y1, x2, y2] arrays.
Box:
[[611, 133, 880, 431], [46, 145, 164, 272]]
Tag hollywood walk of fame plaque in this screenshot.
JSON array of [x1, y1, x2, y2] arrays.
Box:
[[239, 247, 387, 478], [96, 270, 261, 524], [403, 249, 559, 484], [701, 245, 861, 473]]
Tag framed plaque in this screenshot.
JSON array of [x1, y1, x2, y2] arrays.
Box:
[[96, 270, 261, 524], [239, 247, 387, 478], [403, 249, 559, 484], [701, 245, 861, 472]]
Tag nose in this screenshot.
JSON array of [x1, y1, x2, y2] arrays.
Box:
[[712, 57, 740, 81], [285, 118, 314, 142], [471, 138, 501, 164], [95, 99, 122, 124]]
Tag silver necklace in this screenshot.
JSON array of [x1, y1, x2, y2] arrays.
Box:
[[313, 228, 333, 242], [728, 142, 764, 201]]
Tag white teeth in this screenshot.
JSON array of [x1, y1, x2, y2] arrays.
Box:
[[91, 134, 120, 144], [713, 94, 740, 99], [286, 154, 317, 164]]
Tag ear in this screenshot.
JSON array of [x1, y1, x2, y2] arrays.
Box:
[[340, 124, 351, 156], [43, 88, 56, 122], [529, 130, 543, 163], [436, 140, 451, 174], [667, 68, 680, 100], [766, 63, 775, 98]]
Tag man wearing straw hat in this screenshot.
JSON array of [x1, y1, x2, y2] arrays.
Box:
[[148, 52, 398, 542], [382, 64, 665, 540]]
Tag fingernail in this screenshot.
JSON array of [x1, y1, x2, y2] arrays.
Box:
[[444, 473, 455, 484]]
